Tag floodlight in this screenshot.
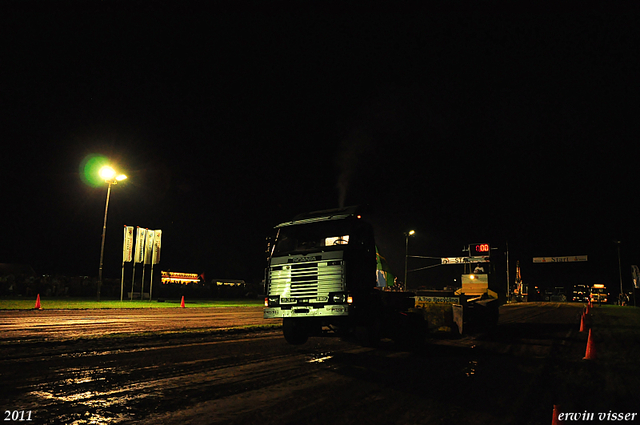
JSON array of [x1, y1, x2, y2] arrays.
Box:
[[99, 166, 116, 181]]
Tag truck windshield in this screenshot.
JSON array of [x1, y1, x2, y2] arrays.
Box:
[[274, 220, 354, 255]]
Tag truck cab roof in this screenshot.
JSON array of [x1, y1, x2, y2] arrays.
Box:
[[276, 206, 362, 228]]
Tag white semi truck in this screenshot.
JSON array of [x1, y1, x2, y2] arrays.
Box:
[[264, 207, 500, 346], [263, 207, 392, 345]]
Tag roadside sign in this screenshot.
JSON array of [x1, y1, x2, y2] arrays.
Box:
[[416, 296, 460, 304], [532, 255, 588, 263], [442, 256, 490, 264]]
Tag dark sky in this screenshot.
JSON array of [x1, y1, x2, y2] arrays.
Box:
[[2, 1, 640, 294]]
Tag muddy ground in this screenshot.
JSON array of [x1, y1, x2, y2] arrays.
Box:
[[1, 303, 638, 424]]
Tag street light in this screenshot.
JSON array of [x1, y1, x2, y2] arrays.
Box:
[[404, 230, 415, 291], [97, 166, 127, 301]]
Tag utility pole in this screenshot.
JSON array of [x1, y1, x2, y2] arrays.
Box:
[[404, 230, 415, 291], [98, 182, 113, 302]]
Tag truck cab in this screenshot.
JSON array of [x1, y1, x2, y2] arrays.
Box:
[[264, 207, 378, 344]]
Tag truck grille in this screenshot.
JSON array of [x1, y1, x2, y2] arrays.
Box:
[[290, 263, 318, 297], [269, 261, 343, 298]]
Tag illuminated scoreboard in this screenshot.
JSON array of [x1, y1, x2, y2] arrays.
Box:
[[470, 243, 490, 256]]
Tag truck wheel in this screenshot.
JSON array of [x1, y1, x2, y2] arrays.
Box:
[[283, 318, 308, 345]]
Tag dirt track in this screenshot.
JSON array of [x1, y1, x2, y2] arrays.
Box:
[[5, 303, 627, 425], [0, 307, 279, 341], [3, 303, 639, 424]]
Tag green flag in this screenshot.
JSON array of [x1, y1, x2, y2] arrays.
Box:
[[376, 246, 395, 288]]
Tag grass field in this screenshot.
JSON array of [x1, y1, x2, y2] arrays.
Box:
[[590, 304, 640, 363], [0, 296, 264, 310]]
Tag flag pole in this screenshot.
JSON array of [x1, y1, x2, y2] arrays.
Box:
[[141, 264, 146, 300], [133, 227, 145, 300], [131, 263, 136, 300], [121, 260, 125, 301], [149, 263, 154, 301]]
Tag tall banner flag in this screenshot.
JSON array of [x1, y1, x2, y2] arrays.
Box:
[[144, 230, 155, 265], [152, 230, 162, 265], [149, 229, 162, 300], [123, 226, 134, 263], [133, 227, 146, 300], [141, 229, 154, 299], [134, 227, 146, 264], [121, 226, 134, 301]]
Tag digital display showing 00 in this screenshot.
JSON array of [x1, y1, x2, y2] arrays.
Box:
[[471, 243, 490, 255]]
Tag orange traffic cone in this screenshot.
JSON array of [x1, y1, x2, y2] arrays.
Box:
[[583, 328, 596, 360], [585, 303, 590, 314], [180, 296, 185, 308], [34, 294, 42, 310], [552, 405, 563, 424], [579, 312, 586, 332]]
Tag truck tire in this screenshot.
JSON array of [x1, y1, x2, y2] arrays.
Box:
[[283, 318, 309, 345]]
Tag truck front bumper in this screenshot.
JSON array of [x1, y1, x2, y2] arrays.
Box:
[[264, 304, 350, 319]]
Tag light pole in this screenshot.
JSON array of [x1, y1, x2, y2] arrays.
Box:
[[404, 230, 415, 291], [97, 166, 127, 301]]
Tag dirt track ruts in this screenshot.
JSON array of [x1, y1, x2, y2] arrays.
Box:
[[0, 307, 280, 341]]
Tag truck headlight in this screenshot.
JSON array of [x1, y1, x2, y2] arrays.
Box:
[[267, 296, 279, 306], [332, 293, 346, 303]]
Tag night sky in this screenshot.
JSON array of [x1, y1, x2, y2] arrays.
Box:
[[3, 1, 640, 296]]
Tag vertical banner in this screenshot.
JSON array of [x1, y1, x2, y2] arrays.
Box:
[[149, 229, 162, 301], [123, 226, 134, 263], [144, 230, 155, 265], [121, 226, 134, 301], [138, 228, 148, 300], [134, 227, 146, 264], [141, 229, 154, 299], [152, 230, 162, 265]]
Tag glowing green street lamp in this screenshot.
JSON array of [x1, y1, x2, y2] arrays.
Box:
[[97, 166, 127, 301]]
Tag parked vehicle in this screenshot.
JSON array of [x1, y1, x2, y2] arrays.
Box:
[[590, 284, 608, 304]]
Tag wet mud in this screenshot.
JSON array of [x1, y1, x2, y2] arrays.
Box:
[[0, 303, 606, 424]]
